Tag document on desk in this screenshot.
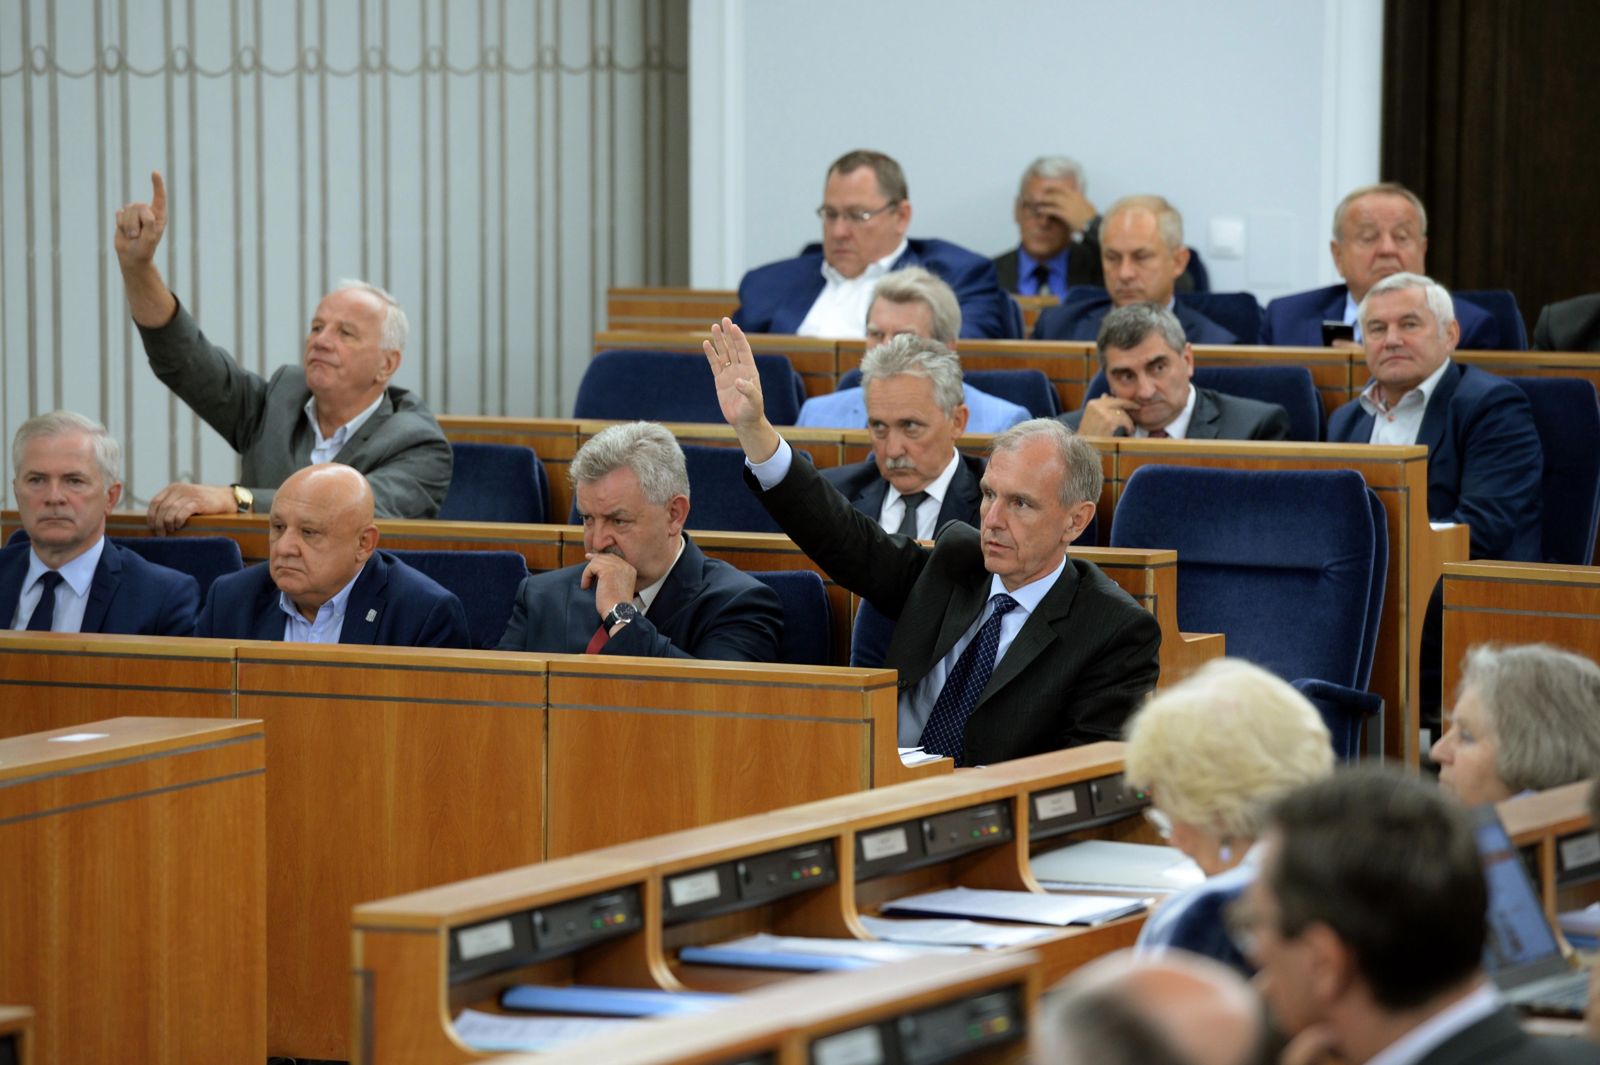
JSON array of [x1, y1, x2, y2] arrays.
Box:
[[899, 746, 946, 766], [1031, 839, 1204, 894], [881, 886, 1150, 926], [453, 1008, 633, 1051], [679, 932, 960, 971], [499, 984, 734, 1017], [859, 915, 1055, 949]]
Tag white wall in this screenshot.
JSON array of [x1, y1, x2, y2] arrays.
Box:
[[689, 0, 1382, 301]]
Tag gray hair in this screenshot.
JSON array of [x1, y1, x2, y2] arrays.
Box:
[[990, 418, 1103, 506], [1018, 155, 1087, 197], [570, 421, 690, 505], [868, 266, 962, 345], [1332, 182, 1429, 242], [1103, 194, 1184, 251], [1356, 271, 1456, 337], [1096, 303, 1189, 369], [827, 149, 907, 203], [333, 278, 410, 353], [12, 410, 122, 484], [1463, 643, 1600, 794], [859, 334, 966, 416]]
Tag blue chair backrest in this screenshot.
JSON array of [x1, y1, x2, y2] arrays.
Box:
[[1507, 376, 1600, 564], [384, 549, 528, 649], [1110, 466, 1383, 689], [574, 350, 807, 425], [1176, 292, 1264, 344], [838, 368, 863, 390], [678, 444, 816, 534], [1083, 364, 1322, 441], [1182, 246, 1211, 293], [751, 570, 832, 666], [5, 529, 244, 600], [439, 442, 549, 523], [850, 597, 896, 669], [963, 369, 1061, 417], [1456, 290, 1529, 350]]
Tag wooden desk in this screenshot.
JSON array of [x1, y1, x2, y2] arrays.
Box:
[[1441, 561, 1600, 707], [0, 717, 266, 1064], [1499, 782, 1600, 923], [607, 287, 738, 332], [593, 330, 842, 398], [0, 1006, 32, 1065]]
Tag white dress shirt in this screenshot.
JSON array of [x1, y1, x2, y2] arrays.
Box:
[[1344, 290, 1363, 341], [305, 391, 386, 466], [632, 537, 686, 615], [279, 564, 365, 643], [795, 239, 909, 338], [11, 537, 106, 632], [1358, 357, 1452, 446], [878, 450, 963, 540]]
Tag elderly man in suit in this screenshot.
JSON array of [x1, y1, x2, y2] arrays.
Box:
[[1033, 196, 1235, 345], [2, 411, 197, 635], [990, 156, 1102, 301], [114, 171, 452, 531], [732, 150, 1017, 340], [706, 319, 1160, 766], [498, 421, 783, 661], [1261, 183, 1504, 350], [196, 463, 469, 646], [1062, 304, 1290, 440]]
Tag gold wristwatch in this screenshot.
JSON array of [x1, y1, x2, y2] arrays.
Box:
[[231, 484, 254, 513]]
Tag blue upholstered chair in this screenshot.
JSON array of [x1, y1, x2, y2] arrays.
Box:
[[751, 570, 832, 666], [438, 442, 549, 524], [1082, 364, 1322, 441], [1110, 466, 1387, 759], [964, 369, 1061, 417], [1456, 290, 1529, 350], [573, 350, 808, 425], [1176, 292, 1264, 345], [384, 549, 528, 649], [5, 529, 244, 601], [849, 597, 896, 670], [1507, 376, 1600, 564]]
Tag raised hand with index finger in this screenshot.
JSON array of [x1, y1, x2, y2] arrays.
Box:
[[113, 170, 168, 267]]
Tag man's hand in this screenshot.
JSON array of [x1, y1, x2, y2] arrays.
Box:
[[1033, 181, 1098, 234], [146, 482, 236, 533], [581, 552, 638, 622], [703, 318, 781, 462], [1075, 395, 1141, 437], [1277, 1023, 1341, 1065], [114, 171, 168, 268]]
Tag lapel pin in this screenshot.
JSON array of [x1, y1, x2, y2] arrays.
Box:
[[366, 608, 377, 623]]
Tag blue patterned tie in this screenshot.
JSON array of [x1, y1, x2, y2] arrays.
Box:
[[919, 593, 1019, 764], [26, 571, 64, 632]]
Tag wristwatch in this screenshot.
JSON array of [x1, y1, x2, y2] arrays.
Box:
[[230, 484, 254, 513], [603, 602, 641, 634]]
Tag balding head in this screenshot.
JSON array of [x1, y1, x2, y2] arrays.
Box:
[[1035, 950, 1267, 1065], [268, 463, 380, 620]]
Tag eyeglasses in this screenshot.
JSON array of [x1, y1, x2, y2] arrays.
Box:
[[1143, 806, 1174, 841], [816, 201, 900, 226]]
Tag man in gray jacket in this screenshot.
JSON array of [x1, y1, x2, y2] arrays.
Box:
[[114, 171, 451, 531]]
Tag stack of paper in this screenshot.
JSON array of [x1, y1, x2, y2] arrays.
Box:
[[679, 932, 959, 971], [859, 915, 1054, 949], [898, 746, 946, 767], [453, 1009, 632, 1052], [880, 886, 1148, 926], [1031, 839, 1204, 895]]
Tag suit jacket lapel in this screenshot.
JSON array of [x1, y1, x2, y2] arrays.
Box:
[[1322, 287, 1349, 325], [1186, 388, 1222, 440], [1414, 361, 1462, 462], [333, 392, 397, 464], [339, 554, 387, 643], [924, 571, 990, 675], [938, 457, 982, 529], [980, 561, 1078, 702], [80, 541, 123, 633], [855, 476, 890, 521], [642, 536, 705, 634]]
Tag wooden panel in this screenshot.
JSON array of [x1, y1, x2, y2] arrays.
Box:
[[593, 330, 841, 399], [606, 287, 739, 332], [840, 338, 1096, 414], [0, 718, 265, 1065], [1498, 782, 1594, 922], [234, 645, 547, 1060], [1441, 561, 1600, 708], [1071, 546, 1226, 686]]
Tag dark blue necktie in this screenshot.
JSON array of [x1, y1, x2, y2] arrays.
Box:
[[1031, 262, 1055, 299], [919, 593, 1019, 764], [26, 571, 65, 632]]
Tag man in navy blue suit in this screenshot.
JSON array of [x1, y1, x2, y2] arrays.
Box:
[[732, 150, 1017, 340], [1033, 196, 1235, 345], [1261, 183, 1506, 350], [2, 411, 197, 635], [499, 422, 783, 661], [196, 463, 469, 646], [1327, 272, 1541, 562]]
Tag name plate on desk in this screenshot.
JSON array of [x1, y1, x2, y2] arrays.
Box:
[[448, 885, 643, 984], [1031, 773, 1150, 838], [855, 802, 1013, 881], [1559, 831, 1600, 885], [663, 842, 839, 925], [810, 984, 1024, 1065]]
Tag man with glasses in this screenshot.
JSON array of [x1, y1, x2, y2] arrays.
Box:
[[732, 150, 1018, 339]]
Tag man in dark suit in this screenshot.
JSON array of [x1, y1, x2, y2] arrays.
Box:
[[706, 319, 1160, 766], [499, 421, 782, 661], [3, 411, 197, 635], [1261, 183, 1505, 350], [1326, 273, 1541, 562], [990, 156, 1102, 301], [1060, 304, 1290, 440], [1242, 768, 1593, 1065], [732, 150, 1017, 340], [115, 171, 452, 531], [820, 334, 984, 536], [1033, 196, 1235, 344], [1533, 292, 1600, 352], [196, 463, 469, 646]]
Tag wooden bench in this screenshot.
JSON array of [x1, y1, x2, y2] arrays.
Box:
[[1441, 561, 1600, 707]]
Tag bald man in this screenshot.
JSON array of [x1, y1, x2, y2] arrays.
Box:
[[1034, 950, 1270, 1065], [195, 464, 469, 646]]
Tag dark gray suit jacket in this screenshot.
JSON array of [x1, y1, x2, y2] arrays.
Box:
[[752, 454, 1160, 765], [138, 300, 453, 517], [1532, 293, 1600, 352], [1413, 1004, 1600, 1064], [1059, 386, 1291, 441], [821, 451, 985, 531]]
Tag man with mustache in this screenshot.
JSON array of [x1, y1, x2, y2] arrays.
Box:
[[497, 421, 783, 661], [114, 171, 452, 531], [707, 319, 1160, 765]]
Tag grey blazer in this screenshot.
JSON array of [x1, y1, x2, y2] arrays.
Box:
[[139, 300, 452, 517], [1059, 386, 1290, 441]]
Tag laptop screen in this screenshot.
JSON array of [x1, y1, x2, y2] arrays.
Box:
[[1472, 806, 1567, 981]]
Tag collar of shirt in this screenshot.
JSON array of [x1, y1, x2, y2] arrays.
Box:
[[1016, 247, 1069, 297], [883, 449, 964, 538], [278, 560, 367, 643], [15, 536, 107, 629], [1364, 981, 1500, 1065], [304, 390, 386, 463], [1357, 356, 1453, 419], [25, 535, 106, 600], [634, 536, 686, 614], [985, 552, 1067, 618], [819, 238, 908, 287], [1135, 381, 1199, 439], [1343, 290, 1364, 341]]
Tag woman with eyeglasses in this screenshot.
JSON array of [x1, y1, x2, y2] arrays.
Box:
[[1124, 657, 1334, 974]]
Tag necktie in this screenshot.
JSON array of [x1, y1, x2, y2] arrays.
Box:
[[26, 571, 65, 632], [1030, 263, 1055, 299], [896, 491, 930, 538], [1149, 427, 1170, 439], [919, 594, 1020, 764]]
